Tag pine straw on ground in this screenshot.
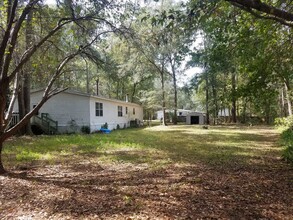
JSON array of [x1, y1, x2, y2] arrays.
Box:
[[0, 126, 293, 219], [1, 160, 292, 219]]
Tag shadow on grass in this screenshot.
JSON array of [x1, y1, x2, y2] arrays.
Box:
[[3, 126, 282, 169], [100, 127, 282, 167]]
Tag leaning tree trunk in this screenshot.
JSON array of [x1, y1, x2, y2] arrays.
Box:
[[0, 81, 9, 174]]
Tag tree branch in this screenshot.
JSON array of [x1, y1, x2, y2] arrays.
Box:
[[3, 72, 20, 129], [1, 0, 40, 79], [226, 0, 293, 27], [7, 18, 73, 83], [0, 0, 19, 74], [2, 31, 102, 140], [2, 52, 78, 141]]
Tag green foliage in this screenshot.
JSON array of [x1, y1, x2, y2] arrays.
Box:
[[280, 129, 293, 144], [81, 125, 91, 134], [279, 129, 293, 163], [16, 151, 41, 162], [185, 0, 291, 124], [275, 116, 293, 130], [283, 145, 293, 163]]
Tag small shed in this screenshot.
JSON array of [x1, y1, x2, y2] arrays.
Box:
[[186, 112, 205, 125], [156, 109, 194, 119]]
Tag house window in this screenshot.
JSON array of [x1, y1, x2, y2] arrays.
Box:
[[118, 106, 123, 117], [126, 107, 128, 114], [95, 102, 103, 116], [133, 108, 135, 115]]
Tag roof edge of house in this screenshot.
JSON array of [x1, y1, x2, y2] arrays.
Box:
[[31, 89, 142, 107]]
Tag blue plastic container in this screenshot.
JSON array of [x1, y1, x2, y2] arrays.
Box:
[[100, 128, 111, 134]]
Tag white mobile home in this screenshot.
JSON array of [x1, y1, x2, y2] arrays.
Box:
[[14, 90, 143, 133]]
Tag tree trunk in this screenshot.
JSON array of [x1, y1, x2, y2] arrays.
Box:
[[211, 76, 218, 125], [231, 72, 237, 123], [205, 71, 210, 125], [242, 99, 247, 123], [23, 72, 32, 134], [280, 87, 286, 117], [85, 58, 90, 94], [18, 83, 26, 133], [161, 73, 167, 126], [116, 81, 120, 99], [121, 82, 125, 100], [173, 88, 178, 125], [265, 99, 271, 124], [131, 83, 137, 103], [170, 59, 178, 125], [18, 72, 33, 135], [0, 142, 6, 174], [96, 78, 99, 96], [17, 10, 33, 135], [24, 9, 33, 134], [284, 82, 292, 116]]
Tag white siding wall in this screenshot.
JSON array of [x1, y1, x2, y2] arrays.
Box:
[[14, 90, 143, 133], [30, 91, 90, 132], [134, 105, 143, 123], [89, 97, 143, 131]]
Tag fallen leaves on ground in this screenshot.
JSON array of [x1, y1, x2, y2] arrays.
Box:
[[0, 158, 292, 219]]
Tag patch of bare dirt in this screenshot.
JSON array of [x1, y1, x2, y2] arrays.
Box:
[[0, 157, 292, 219]]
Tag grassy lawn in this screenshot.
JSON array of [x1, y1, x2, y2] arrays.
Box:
[[1, 125, 292, 219], [3, 125, 282, 168]]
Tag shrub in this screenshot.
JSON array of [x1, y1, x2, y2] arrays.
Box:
[[81, 125, 90, 134], [280, 128, 293, 163], [116, 124, 120, 130], [280, 128, 293, 144], [275, 116, 293, 130], [283, 145, 293, 163]]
